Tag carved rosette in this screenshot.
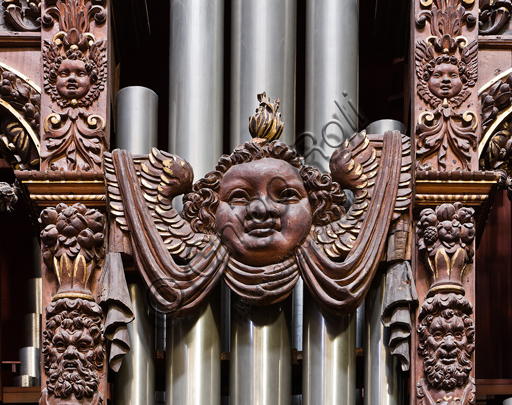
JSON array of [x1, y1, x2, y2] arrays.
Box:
[[40, 0, 108, 171], [39, 203, 106, 405], [416, 203, 476, 404], [414, 0, 479, 171]]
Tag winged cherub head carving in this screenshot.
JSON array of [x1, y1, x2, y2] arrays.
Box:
[[416, 40, 477, 109], [182, 140, 345, 266]]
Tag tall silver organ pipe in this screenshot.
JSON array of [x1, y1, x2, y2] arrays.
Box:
[[115, 86, 159, 405], [303, 1, 359, 404], [169, 0, 224, 180], [230, 0, 296, 147], [364, 270, 398, 405], [167, 3, 224, 404], [229, 2, 296, 403], [230, 295, 292, 405], [115, 285, 156, 405]]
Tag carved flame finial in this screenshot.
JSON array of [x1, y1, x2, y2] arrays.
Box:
[[249, 92, 284, 142]]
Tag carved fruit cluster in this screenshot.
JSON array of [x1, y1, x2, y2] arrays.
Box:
[[39, 203, 105, 270], [417, 202, 475, 261]]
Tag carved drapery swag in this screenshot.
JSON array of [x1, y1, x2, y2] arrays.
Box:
[[414, 0, 478, 171], [416, 203, 476, 405], [39, 203, 107, 405], [105, 94, 412, 317], [40, 0, 108, 171]]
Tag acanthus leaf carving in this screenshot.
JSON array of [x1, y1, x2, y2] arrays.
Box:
[[416, 108, 478, 171], [41, 109, 105, 171], [479, 0, 512, 35], [42, 0, 106, 30], [3, 0, 41, 32]]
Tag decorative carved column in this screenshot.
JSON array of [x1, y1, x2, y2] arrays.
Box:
[[40, 0, 109, 171]]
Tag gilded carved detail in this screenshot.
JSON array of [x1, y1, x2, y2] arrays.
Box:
[[39, 203, 105, 405], [479, 0, 512, 34], [105, 93, 412, 317], [416, 203, 476, 404], [414, 0, 478, 171], [41, 0, 107, 171], [3, 0, 41, 32]]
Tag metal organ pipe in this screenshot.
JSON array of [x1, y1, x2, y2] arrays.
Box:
[[229, 1, 296, 403], [303, 1, 359, 404], [167, 1, 224, 404], [114, 86, 159, 405], [230, 0, 296, 147]]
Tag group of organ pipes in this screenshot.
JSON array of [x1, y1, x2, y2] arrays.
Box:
[[0, 0, 512, 404]]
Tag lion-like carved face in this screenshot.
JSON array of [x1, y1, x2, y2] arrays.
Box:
[[215, 158, 313, 266], [43, 300, 104, 403], [419, 309, 474, 390]]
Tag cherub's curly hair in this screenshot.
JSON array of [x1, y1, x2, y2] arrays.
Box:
[[423, 54, 469, 84], [183, 140, 346, 233]]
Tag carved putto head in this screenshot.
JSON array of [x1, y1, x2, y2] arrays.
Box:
[[182, 93, 345, 266], [415, 39, 477, 109], [42, 299, 104, 402], [43, 37, 106, 108], [417, 293, 475, 390]]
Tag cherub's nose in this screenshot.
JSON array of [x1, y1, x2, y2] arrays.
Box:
[[246, 196, 278, 221]]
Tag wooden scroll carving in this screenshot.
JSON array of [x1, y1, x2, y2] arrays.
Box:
[[0, 62, 41, 170], [479, 0, 512, 34], [416, 203, 476, 405], [414, 0, 479, 171], [105, 93, 412, 317], [2, 0, 41, 32], [40, 0, 108, 171], [39, 203, 106, 405]]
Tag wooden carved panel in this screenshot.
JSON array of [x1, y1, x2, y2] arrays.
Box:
[[413, 0, 479, 171], [40, 0, 108, 171], [38, 203, 106, 405], [415, 203, 476, 405], [104, 93, 412, 318]]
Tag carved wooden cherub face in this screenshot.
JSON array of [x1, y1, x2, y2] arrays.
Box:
[[427, 62, 463, 100], [215, 158, 313, 266], [56, 59, 91, 100]]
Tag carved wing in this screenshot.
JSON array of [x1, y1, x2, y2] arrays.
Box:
[[137, 148, 209, 260], [298, 130, 412, 315], [311, 131, 412, 259], [105, 149, 228, 318], [452, 39, 478, 107], [415, 40, 438, 108]]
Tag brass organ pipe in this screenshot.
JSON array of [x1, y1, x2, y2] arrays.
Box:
[[303, 1, 359, 403]]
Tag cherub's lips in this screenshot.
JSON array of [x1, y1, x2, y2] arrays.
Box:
[[66, 83, 78, 90], [244, 220, 281, 237]]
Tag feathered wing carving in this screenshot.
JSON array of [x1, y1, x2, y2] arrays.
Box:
[[104, 149, 228, 318], [452, 39, 478, 108], [416, 40, 438, 108], [298, 130, 412, 315]]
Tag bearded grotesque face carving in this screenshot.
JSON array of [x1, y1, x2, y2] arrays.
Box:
[[418, 294, 475, 392], [216, 158, 313, 266], [41, 299, 104, 404]]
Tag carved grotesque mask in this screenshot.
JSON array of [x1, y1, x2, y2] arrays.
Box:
[[42, 300, 104, 404], [427, 63, 463, 100], [56, 59, 91, 100], [216, 158, 313, 266], [419, 307, 474, 391]]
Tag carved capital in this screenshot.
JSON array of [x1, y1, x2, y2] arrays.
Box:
[[39, 203, 105, 301], [417, 202, 475, 295]]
